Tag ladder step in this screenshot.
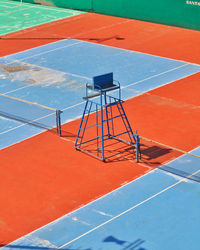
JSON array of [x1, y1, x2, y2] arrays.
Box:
[[105, 100, 124, 108], [105, 102, 118, 107], [75, 93, 139, 162]]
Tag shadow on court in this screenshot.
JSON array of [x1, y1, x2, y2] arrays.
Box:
[[75, 136, 177, 165], [0, 36, 125, 43], [0, 236, 146, 249], [60, 129, 77, 138]]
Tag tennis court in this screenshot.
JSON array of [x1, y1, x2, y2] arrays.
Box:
[[0, 0, 200, 249]]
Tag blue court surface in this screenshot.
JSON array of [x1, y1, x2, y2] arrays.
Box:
[[0, 39, 200, 149], [2, 147, 200, 250], [1, 37, 200, 250]]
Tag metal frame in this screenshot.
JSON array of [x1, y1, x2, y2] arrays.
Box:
[[75, 73, 140, 162], [0, 93, 62, 136], [56, 110, 62, 136]]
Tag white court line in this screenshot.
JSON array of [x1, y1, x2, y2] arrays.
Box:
[[0, 110, 56, 135], [1, 141, 199, 248], [0, 63, 194, 134], [3, 84, 39, 95], [2, 36, 199, 66], [0, 40, 199, 139], [62, 100, 85, 112], [0, 14, 199, 248], [121, 63, 189, 89], [0, 99, 85, 136], [147, 92, 200, 109], [0, 0, 20, 5], [0, 55, 189, 96], [1, 61, 91, 95], [57, 167, 200, 249], [0, 36, 197, 96], [1, 0, 83, 13], [0, 1, 19, 7], [69, 18, 132, 39], [67, 17, 197, 67], [0, 4, 200, 66], [1, 14, 84, 39], [3, 62, 187, 95], [2, 40, 84, 63], [0, 5, 83, 36], [0, 163, 155, 248], [22, 4, 83, 14], [0, 4, 19, 8], [0, 7, 31, 15], [77, 39, 200, 66]]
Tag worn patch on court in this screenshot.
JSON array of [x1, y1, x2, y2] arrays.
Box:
[[0, 62, 84, 91]]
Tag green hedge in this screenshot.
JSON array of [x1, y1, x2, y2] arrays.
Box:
[[12, 0, 200, 30]]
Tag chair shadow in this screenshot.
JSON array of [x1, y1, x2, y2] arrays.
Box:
[[79, 138, 173, 165]]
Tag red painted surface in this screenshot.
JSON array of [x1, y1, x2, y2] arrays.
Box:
[[119, 74, 200, 153], [1, 72, 200, 243], [1, 13, 200, 64], [149, 72, 200, 107], [1, 11, 200, 245], [0, 105, 181, 244]]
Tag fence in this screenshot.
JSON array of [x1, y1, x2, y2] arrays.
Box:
[[12, 0, 200, 31]]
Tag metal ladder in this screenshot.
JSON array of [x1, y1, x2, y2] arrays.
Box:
[[75, 73, 140, 162]]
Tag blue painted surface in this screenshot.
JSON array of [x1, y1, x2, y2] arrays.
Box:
[[4, 148, 200, 250], [160, 147, 200, 182], [0, 39, 200, 149], [1, 39, 200, 250]]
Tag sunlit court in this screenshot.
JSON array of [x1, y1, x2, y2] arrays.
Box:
[[0, 0, 200, 249]]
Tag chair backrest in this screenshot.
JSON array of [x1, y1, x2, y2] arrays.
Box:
[[93, 72, 114, 89]]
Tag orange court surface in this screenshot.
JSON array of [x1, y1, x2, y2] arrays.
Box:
[[0, 2, 200, 249]]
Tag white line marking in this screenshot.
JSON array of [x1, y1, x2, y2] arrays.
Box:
[[2, 144, 200, 248], [57, 168, 200, 249], [1, 61, 91, 95], [0, 0, 21, 5], [0, 14, 84, 40], [75, 38, 200, 66], [62, 101, 85, 111], [121, 64, 189, 89], [0, 55, 190, 96], [0, 13, 199, 248], [0, 110, 55, 135], [0, 40, 199, 146], [0, 0, 83, 13], [0, 167, 155, 247], [0, 63, 196, 135], [147, 92, 200, 109], [3, 84, 37, 95], [0, 4, 18, 8], [0, 99, 84, 136], [0, 7, 30, 15], [8, 40, 84, 62], [69, 18, 132, 39]]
